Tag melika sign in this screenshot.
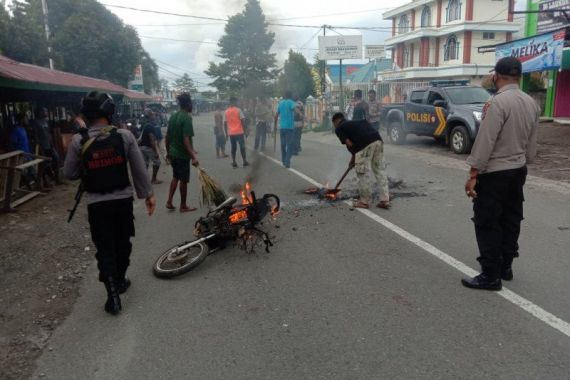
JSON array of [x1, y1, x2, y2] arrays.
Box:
[[495, 29, 566, 73]]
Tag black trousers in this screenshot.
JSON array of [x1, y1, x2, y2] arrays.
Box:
[[230, 134, 246, 160], [88, 198, 135, 282], [472, 167, 527, 279]]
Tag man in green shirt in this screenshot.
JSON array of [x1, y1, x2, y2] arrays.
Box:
[[165, 93, 199, 212]]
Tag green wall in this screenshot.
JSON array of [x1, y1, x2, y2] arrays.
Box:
[[522, 0, 555, 117]]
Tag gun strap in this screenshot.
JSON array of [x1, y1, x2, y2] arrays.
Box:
[[80, 126, 116, 156]]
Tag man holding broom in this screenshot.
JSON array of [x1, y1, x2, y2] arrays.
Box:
[[165, 93, 200, 212], [332, 112, 390, 210]]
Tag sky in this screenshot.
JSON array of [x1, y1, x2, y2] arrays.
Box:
[[4, 0, 526, 89], [96, 0, 415, 89]]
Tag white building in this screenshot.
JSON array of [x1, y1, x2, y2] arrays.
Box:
[[381, 0, 520, 84]]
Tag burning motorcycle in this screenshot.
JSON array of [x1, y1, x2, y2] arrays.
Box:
[[153, 189, 280, 278]]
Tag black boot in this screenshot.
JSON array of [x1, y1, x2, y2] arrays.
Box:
[[461, 273, 502, 291], [117, 277, 131, 294], [104, 276, 122, 315]]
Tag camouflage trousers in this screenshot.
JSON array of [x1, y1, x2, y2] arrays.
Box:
[[355, 140, 390, 204]]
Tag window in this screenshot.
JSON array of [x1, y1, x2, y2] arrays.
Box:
[[410, 91, 426, 104], [398, 14, 410, 34], [444, 34, 459, 61], [447, 0, 462, 22], [483, 32, 496, 40], [427, 91, 444, 105], [403, 47, 411, 68], [421, 6, 432, 27], [445, 87, 491, 105]]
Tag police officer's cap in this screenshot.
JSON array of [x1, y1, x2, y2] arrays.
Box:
[[492, 57, 522, 77], [81, 91, 116, 119]]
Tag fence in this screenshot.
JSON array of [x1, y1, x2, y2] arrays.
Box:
[[303, 80, 430, 127]]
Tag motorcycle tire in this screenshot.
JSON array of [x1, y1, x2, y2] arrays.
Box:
[[153, 240, 210, 278]]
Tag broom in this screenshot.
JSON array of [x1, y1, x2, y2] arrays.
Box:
[[197, 167, 228, 207]]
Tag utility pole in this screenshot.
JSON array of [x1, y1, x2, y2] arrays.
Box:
[[321, 24, 327, 96], [41, 0, 54, 70]]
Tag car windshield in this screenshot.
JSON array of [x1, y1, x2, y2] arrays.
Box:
[[445, 87, 491, 105]]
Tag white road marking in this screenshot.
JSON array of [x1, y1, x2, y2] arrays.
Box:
[[260, 152, 570, 339]]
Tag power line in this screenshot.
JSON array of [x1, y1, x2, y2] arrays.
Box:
[[139, 35, 218, 44], [101, 3, 227, 21], [134, 22, 225, 27], [154, 59, 212, 78], [269, 7, 394, 21]]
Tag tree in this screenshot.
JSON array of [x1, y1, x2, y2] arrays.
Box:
[[141, 50, 160, 94], [205, 0, 276, 98], [173, 73, 196, 94], [313, 54, 327, 97], [158, 78, 170, 92], [0, 0, 161, 92], [1, 0, 49, 66], [277, 50, 315, 100]]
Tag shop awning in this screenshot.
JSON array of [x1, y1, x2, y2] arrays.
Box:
[[0, 55, 127, 95]]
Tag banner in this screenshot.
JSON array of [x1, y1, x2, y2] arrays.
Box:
[[537, 0, 570, 33], [495, 29, 566, 73], [318, 35, 362, 60], [128, 65, 144, 92], [365, 45, 386, 59]]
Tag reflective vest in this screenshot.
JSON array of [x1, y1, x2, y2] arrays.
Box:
[[81, 127, 130, 194], [225, 107, 244, 136]]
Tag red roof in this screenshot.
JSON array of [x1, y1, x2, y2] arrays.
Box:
[[0, 55, 130, 95]]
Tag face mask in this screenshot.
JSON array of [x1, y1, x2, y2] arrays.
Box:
[[492, 75, 498, 89]]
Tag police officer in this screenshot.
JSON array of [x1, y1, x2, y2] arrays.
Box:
[[462, 57, 539, 291], [64, 92, 156, 315]]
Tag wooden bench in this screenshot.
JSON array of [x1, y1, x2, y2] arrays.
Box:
[[0, 151, 48, 212]]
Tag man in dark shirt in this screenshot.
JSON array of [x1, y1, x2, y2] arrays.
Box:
[[139, 109, 162, 184], [333, 112, 390, 209], [352, 90, 369, 121]]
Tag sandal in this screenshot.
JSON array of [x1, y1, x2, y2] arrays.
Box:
[[353, 201, 369, 209], [166, 203, 176, 210], [377, 201, 391, 209]]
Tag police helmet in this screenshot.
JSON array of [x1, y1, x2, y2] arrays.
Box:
[[80, 91, 116, 120]]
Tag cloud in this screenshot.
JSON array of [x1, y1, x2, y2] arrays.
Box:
[[100, 0, 521, 87]]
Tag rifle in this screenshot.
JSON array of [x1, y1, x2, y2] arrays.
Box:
[[67, 182, 84, 223]]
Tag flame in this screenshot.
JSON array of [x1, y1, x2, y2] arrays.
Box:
[[325, 191, 339, 201], [271, 205, 280, 217], [240, 182, 253, 205]]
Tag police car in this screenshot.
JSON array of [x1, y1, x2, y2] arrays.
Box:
[[381, 80, 491, 154]]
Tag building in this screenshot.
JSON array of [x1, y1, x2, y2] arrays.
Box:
[[519, 0, 570, 118], [381, 0, 520, 84]]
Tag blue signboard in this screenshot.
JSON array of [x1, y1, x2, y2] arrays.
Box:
[[495, 29, 566, 73]]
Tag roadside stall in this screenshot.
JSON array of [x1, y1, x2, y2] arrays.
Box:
[[0, 55, 141, 210]]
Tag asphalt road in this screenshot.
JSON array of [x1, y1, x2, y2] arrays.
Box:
[[34, 114, 570, 379]]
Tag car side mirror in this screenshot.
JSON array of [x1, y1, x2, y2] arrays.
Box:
[[433, 100, 447, 108]]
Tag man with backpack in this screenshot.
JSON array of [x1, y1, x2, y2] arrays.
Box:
[[63, 91, 155, 315]]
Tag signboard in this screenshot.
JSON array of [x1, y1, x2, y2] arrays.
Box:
[[495, 29, 566, 73], [537, 0, 570, 33], [365, 45, 386, 59], [318, 35, 363, 60], [128, 65, 144, 92]]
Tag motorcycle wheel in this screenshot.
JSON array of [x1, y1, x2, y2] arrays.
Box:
[[153, 240, 210, 278]]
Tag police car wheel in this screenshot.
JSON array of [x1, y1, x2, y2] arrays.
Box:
[[153, 241, 209, 278], [449, 125, 472, 154], [389, 122, 406, 145]]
